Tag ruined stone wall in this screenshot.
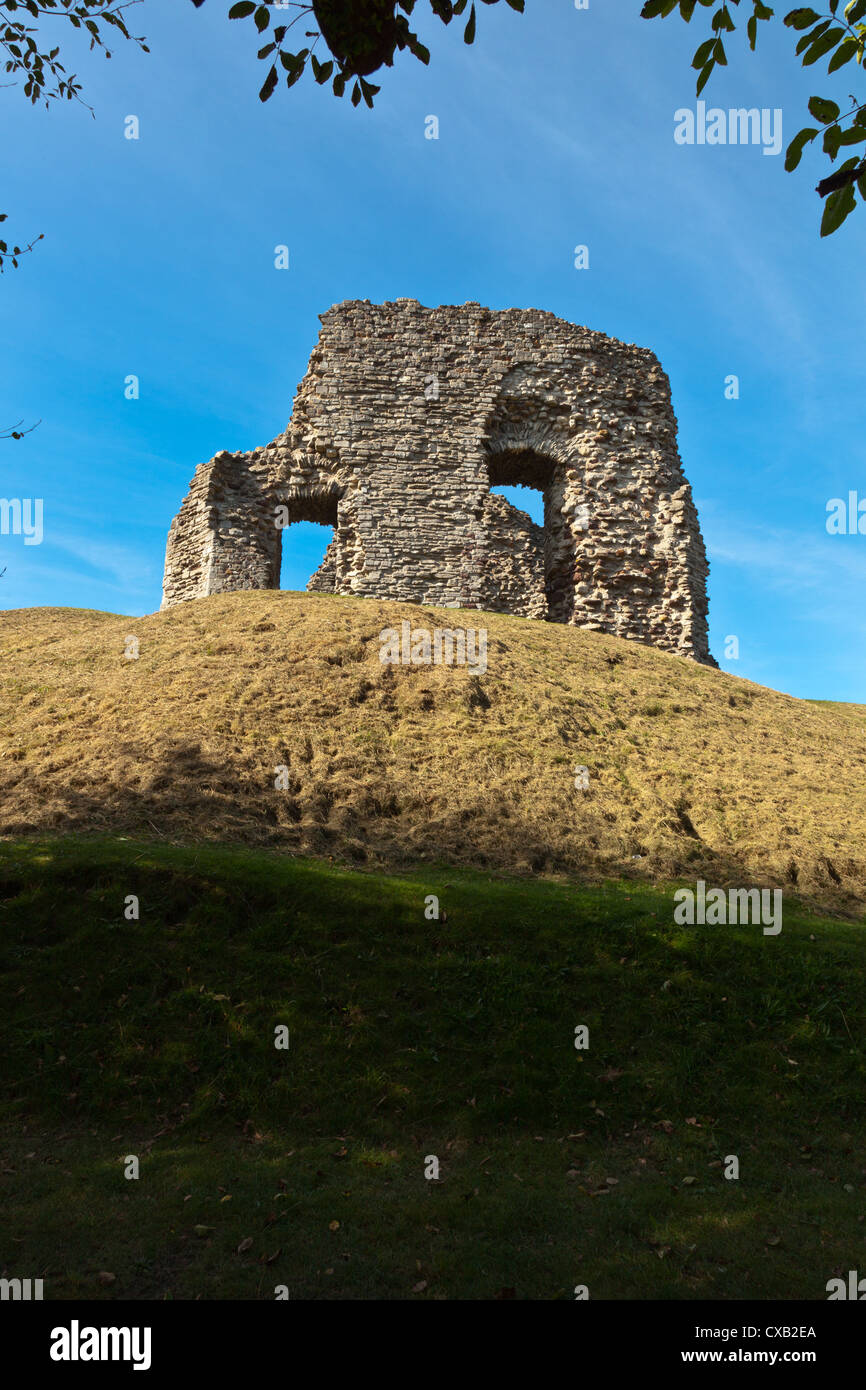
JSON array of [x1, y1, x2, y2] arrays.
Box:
[[161, 299, 715, 664]]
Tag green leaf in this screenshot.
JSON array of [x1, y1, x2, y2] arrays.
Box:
[[254, 5, 270, 34], [360, 76, 379, 108], [785, 124, 819, 168], [820, 177, 857, 234], [696, 59, 715, 94], [464, 1, 476, 42], [692, 37, 716, 66], [311, 56, 334, 82], [228, 1, 255, 17], [259, 63, 277, 102], [279, 47, 308, 86], [796, 19, 830, 54], [808, 95, 841, 122], [802, 26, 845, 64], [823, 123, 843, 156], [827, 36, 859, 70], [784, 7, 821, 28]]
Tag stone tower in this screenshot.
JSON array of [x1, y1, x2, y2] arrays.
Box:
[[161, 299, 714, 664]]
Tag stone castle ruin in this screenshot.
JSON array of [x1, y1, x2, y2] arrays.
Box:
[[161, 299, 714, 664]]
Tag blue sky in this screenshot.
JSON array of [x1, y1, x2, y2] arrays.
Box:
[[2, 0, 864, 700]]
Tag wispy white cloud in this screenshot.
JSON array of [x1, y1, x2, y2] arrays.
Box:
[[709, 524, 866, 584], [33, 534, 157, 595], [705, 514, 866, 639]]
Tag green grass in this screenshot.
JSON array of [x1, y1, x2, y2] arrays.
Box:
[[1, 835, 864, 1300]]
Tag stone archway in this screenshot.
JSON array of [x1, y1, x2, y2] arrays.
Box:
[[483, 447, 576, 623], [275, 485, 344, 593]]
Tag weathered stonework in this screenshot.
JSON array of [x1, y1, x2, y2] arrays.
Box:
[[161, 300, 715, 664]]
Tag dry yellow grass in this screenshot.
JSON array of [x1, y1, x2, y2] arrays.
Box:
[[1, 591, 864, 913]]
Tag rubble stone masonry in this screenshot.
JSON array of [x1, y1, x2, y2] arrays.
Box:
[[161, 299, 715, 664]]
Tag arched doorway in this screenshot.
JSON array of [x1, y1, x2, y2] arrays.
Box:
[[275, 487, 343, 593], [485, 448, 575, 623]]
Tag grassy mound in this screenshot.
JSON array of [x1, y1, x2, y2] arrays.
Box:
[[0, 837, 863, 1300], [0, 592, 865, 912]]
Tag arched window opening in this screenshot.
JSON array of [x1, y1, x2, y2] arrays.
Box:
[[277, 489, 341, 592], [489, 482, 544, 528], [484, 448, 572, 623]]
